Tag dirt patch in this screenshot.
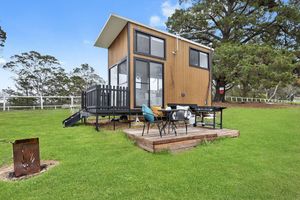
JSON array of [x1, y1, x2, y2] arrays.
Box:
[[213, 102, 299, 109], [0, 160, 59, 181]]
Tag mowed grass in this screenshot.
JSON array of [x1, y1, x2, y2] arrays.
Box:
[[0, 107, 300, 200]]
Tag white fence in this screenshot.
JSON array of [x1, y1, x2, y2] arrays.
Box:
[[0, 95, 81, 111], [225, 96, 293, 104]]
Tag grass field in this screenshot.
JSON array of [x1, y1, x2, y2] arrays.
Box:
[[0, 107, 300, 200]]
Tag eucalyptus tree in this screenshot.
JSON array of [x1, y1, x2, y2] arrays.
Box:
[[166, 0, 300, 101], [0, 26, 6, 47]]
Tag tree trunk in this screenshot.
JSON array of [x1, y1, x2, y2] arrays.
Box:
[[241, 82, 250, 97], [213, 79, 226, 102]]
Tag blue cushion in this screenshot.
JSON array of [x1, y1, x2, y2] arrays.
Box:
[[142, 104, 154, 123]]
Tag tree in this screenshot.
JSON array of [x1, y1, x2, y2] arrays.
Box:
[[212, 43, 242, 101], [2, 51, 67, 96], [167, 0, 283, 46], [166, 0, 300, 101], [0, 26, 6, 47], [69, 63, 105, 95], [213, 43, 296, 100]]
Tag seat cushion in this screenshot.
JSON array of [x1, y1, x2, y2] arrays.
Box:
[[151, 106, 164, 117], [142, 104, 154, 123]]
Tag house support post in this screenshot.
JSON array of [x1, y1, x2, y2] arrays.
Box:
[[95, 114, 99, 131]]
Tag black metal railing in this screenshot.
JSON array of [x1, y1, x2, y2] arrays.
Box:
[[82, 84, 129, 113]]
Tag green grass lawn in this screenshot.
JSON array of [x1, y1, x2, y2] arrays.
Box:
[[0, 107, 300, 200]]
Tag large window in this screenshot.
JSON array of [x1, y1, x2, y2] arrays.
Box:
[[189, 48, 209, 69], [109, 59, 128, 87], [135, 31, 165, 59], [135, 58, 163, 107]]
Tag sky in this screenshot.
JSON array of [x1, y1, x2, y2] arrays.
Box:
[[0, 0, 190, 91]]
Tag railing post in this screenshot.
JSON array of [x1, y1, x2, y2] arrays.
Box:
[[40, 96, 43, 109], [3, 96, 6, 111]]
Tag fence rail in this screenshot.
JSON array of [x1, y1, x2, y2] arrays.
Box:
[[0, 95, 81, 111], [225, 96, 294, 104]]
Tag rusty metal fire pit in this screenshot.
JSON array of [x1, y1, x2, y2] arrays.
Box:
[[12, 138, 40, 177]]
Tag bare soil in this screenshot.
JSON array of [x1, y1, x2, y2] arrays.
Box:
[[0, 160, 59, 181]]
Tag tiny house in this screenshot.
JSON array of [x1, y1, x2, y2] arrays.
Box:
[[94, 14, 213, 109]]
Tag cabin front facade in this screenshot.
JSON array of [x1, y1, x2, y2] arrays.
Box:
[[95, 14, 213, 109]]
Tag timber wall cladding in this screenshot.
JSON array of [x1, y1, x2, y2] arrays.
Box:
[[108, 24, 128, 67], [129, 22, 211, 108]]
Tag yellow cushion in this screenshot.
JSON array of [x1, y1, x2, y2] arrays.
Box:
[[151, 106, 164, 117]]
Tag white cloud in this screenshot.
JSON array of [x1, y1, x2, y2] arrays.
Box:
[[83, 40, 92, 45], [161, 1, 179, 18], [150, 15, 164, 27], [0, 57, 6, 67], [149, 0, 181, 28]]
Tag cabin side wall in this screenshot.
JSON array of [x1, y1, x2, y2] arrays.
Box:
[[128, 22, 212, 108], [108, 24, 128, 68]]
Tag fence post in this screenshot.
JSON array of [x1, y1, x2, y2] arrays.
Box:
[[3, 96, 6, 111], [40, 96, 43, 109], [70, 96, 74, 110], [71, 96, 74, 108]]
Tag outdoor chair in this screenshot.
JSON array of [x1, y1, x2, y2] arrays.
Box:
[[142, 105, 166, 137], [168, 106, 192, 135]]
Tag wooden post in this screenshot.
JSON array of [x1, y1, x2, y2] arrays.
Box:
[[70, 96, 74, 110], [3, 96, 6, 111], [40, 96, 43, 109]]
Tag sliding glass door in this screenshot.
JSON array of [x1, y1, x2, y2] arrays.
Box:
[[135, 58, 163, 107]]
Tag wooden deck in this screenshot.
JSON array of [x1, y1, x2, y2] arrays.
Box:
[[123, 126, 239, 152]]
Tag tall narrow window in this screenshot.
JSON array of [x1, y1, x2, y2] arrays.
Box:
[[118, 60, 128, 87], [151, 37, 164, 58], [110, 65, 118, 86], [136, 33, 150, 54], [109, 59, 128, 87], [135, 59, 163, 107], [135, 31, 165, 59], [189, 48, 209, 69], [189, 49, 199, 67], [199, 52, 208, 68]]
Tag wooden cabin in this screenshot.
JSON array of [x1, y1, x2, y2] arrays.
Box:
[[94, 14, 214, 109]]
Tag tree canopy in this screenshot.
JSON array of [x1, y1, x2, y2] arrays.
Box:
[[167, 0, 300, 101], [2, 51, 105, 99], [167, 0, 299, 49], [213, 43, 296, 98], [0, 26, 6, 47]]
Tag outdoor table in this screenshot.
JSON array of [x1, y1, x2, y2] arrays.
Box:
[[159, 109, 182, 135], [192, 106, 226, 129]]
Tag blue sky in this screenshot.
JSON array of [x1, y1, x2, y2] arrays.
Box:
[[0, 0, 186, 91]]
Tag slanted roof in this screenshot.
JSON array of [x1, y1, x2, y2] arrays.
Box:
[[94, 14, 214, 51]]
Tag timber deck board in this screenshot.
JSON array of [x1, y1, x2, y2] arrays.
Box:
[[123, 127, 239, 152]]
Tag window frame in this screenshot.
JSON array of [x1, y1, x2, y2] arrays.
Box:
[[108, 57, 128, 87], [134, 29, 166, 60], [189, 47, 210, 70], [134, 57, 164, 108]]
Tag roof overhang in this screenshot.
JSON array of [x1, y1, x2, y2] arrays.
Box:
[[94, 14, 214, 51], [94, 14, 128, 48]]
